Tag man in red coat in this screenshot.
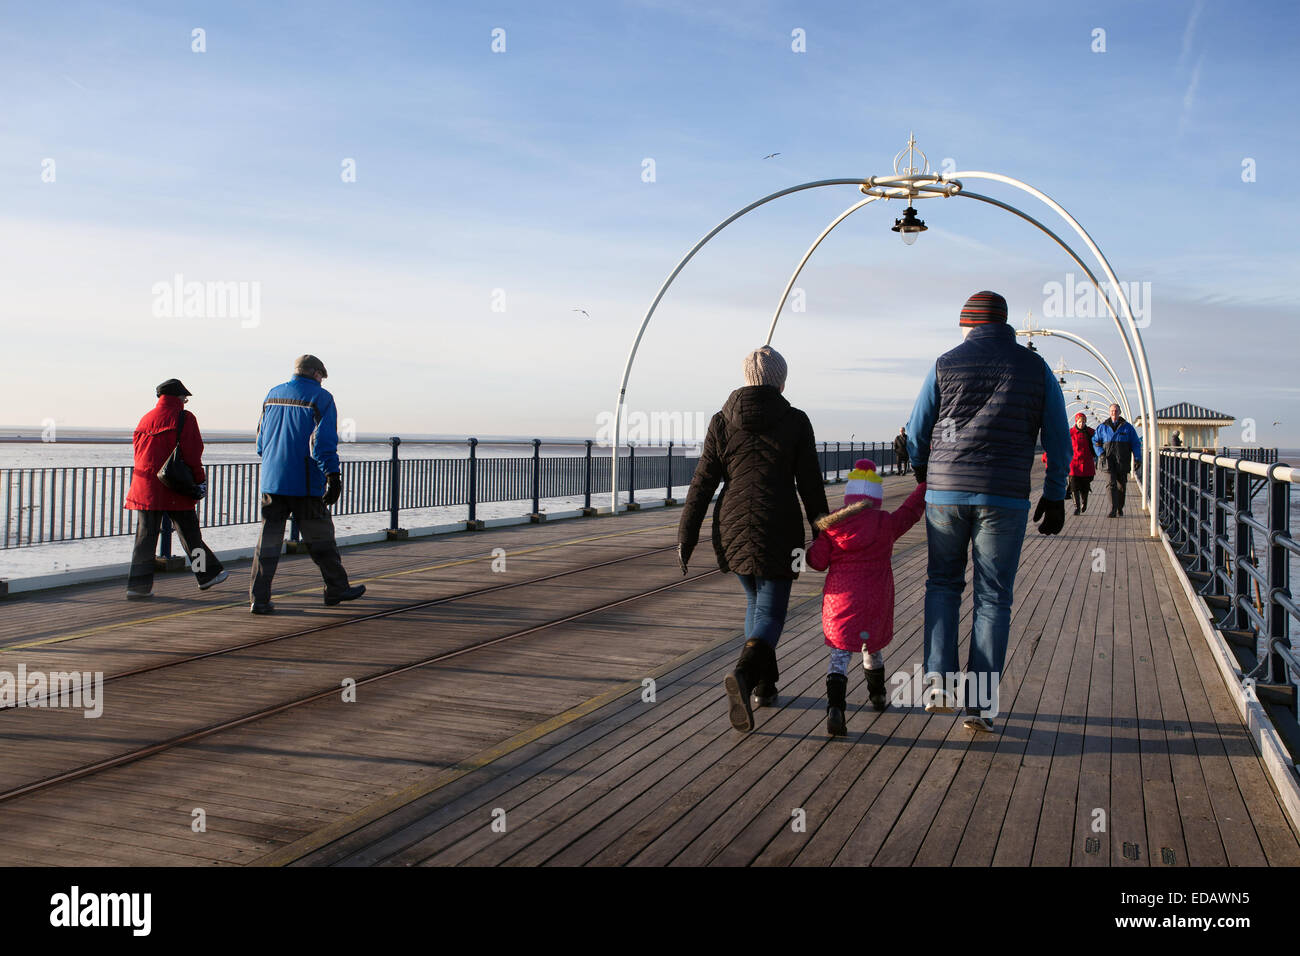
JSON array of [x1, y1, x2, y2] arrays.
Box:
[[123, 379, 228, 598]]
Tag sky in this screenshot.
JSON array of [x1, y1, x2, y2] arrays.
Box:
[[1, 0, 1297, 446]]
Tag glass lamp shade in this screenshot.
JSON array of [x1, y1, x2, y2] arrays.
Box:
[[891, 205, 927, 244]]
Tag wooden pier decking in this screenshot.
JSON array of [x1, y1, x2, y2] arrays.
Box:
[[1, 470, 1297, 866]]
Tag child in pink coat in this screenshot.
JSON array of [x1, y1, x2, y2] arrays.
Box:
[[807, 459, 926, 736]]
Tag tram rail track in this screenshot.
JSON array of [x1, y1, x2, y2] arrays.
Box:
[[3, 541, 682, 710], [0, 558, 723, 806]]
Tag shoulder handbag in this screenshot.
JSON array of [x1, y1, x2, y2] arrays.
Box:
[[157, 413, 202, 499]]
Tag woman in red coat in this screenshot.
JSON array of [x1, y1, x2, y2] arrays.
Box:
[[124, 379, 227, 598], [1068, 412, 1097, 514]]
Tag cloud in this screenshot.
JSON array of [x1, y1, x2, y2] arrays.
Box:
[[1178, 52, 1205, 137], [1178, 0, 1207, 70]]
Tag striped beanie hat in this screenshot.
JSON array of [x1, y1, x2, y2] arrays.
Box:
[[959, 290, 1008, 327], [844, 459, 884, 507]]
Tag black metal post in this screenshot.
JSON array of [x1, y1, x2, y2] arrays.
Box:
[[836, 442, 841, 481], [466, 437, 480, 528], [531, 438, 541, 517], [822, 441, 828, 481], [1209, 461, 1228, 597], [388, 436, 401, 532], [627, 444, 637, 509], [1267, 465, 1291, 684], [159, 514, 173, 558], [583, 439, 593, 513], [1196, 458, 1211, 572], [1232, 465, 1251, 631], [666, 441, 674, 502]]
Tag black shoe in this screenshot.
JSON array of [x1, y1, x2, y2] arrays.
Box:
[[250, 602, 276, 615], [826, 674, 848, 737], [125, 588, 153, 600], [1108, 510, 1117, 518], [725, 639, 763, 732], [1073, 506, 1081, 515], [865, 666, 888, 712], [324, 584, 366, 606], [1117, 508, 1124, 516]]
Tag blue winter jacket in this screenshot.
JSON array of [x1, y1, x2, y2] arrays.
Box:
[[256, 375, 341, 496], [906, 323, 1071, 509], [1092, 416, 1143, 473]]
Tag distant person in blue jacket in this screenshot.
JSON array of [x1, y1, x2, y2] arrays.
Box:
[[907, 291, 1071, 734], [1093, 403, 1143, 518], [248, 354, 364, 614]]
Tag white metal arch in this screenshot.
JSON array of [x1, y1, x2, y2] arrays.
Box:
[[1015, 328, 1133, 421], [762, 183, 1155, 529], [613, 166, 1160, 537], [1071, 386, 1117, 406], [610, 179, 872, 515], [1058, 369, 1124, 414]]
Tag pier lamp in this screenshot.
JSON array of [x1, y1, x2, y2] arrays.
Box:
[[891, 205, 927, 245]]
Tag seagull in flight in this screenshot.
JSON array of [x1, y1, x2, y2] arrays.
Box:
[[572, 309, 590, 318], [762, 152, 781, 160], [1178, 366, 1188, 373]]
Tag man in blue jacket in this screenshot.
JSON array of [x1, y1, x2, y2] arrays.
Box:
[[248, 354, 364, 613], [907, 291, 1071, 733], [1092, 403, 1143, 518]]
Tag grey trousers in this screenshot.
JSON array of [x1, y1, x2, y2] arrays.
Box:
[[249, 494, 350, 603]]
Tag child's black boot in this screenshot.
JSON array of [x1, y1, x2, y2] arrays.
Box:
[[826, 673, 848, 737]]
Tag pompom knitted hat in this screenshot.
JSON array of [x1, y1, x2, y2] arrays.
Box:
[[742, 346, 788, 390], [959, 290, 1008, 327], [843, 458, 884, 507]]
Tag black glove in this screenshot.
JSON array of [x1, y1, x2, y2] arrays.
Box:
[[195, 482, 208, 501], [1033, 497, 1065, 535], [323, 473, 342, 507], [676, 543, 689, 575], [914, 464, 926, 484]]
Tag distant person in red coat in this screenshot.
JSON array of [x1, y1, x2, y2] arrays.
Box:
[[806, 459, 926, 737], [123, 379, 227, 598], [1068, 412, 1097, 514]]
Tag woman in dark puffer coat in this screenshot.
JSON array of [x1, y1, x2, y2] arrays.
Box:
[[678, 346, 829, 733]]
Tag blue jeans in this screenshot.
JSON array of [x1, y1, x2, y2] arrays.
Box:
[[736, 574, 793, 648], [923, 503, 1028, 713]]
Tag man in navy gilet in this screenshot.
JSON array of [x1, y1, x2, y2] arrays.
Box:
[[906, 292, 1071, 733]]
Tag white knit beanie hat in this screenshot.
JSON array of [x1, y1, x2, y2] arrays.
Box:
[[742, 346, 788, 390]]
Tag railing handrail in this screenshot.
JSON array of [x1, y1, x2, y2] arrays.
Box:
[[1162, 449, 1295, 484], [0, 437, 895, 551]]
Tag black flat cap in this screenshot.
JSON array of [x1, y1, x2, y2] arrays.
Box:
[[156, 379, 192, 397]]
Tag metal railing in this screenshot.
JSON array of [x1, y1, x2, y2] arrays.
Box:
[[1, 436, 902, 551], [1159, 448, 1298, 738]]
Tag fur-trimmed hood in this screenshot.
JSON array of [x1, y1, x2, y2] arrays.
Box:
[[813, 499, 879, 532]]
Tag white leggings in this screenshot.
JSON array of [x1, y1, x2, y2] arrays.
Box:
[[828, 647, 883, 676]]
